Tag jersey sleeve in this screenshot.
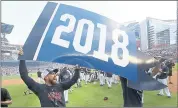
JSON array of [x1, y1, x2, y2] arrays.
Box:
[[19, 60, 41, 93], [60, 69, 79, 90], [5, 89, 12, 100]]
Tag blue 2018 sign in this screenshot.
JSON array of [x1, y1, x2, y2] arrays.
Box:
[[19, 2, 138, 82]]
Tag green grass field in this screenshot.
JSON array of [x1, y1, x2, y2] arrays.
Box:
[[2, 64, 178, 107], [3, 81, 177, 107], [2, 78, 177, 107]]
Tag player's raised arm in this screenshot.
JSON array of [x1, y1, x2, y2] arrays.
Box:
[[60, 65, 80, 90], [18, 49, 40, 93]]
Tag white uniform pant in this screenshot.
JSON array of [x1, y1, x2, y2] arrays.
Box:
[[99, 74, 105, 85], [78, 78, 81, 83], [89, 74, 94, 82], [158, 78, 171, 96], [142, 93, 144, 103], [112, 74, 118, 84], [106, 77, 112, 88], [76, 79, 81, 87], [80, 73, 85, 81], [104, 77, 107, 84], [85, 75, 89, 84], [64, 90, 68, 102]]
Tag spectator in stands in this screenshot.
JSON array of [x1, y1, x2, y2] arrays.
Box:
[[143, 45, 177, 62]]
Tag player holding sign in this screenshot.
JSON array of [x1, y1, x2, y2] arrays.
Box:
[[18, 49, 80, 107], [19, 2, 138, 82], [120, 77, 143, 107], [157, 61, 171, 98]]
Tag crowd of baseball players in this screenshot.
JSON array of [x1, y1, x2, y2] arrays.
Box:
[[1, 49, 176, 107], [25, 56, 175, 104]]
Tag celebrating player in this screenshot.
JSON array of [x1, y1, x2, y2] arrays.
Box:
[[18, 49, 80, 107], [157, 61, 171, 98]]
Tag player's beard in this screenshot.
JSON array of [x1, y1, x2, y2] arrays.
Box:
[[51, 77, 57, 85], [49, 80, 56, 85]]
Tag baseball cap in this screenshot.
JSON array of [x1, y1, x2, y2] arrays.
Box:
[[42, 68, 59, 79]]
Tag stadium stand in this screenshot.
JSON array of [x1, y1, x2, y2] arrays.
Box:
[[1, 31, 177, 76], [143, 44, 177, 62]]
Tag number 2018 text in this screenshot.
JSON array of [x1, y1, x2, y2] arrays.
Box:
[[51, 14, 129, 67]]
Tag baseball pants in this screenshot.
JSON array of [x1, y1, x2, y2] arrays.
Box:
[[158, 78, 171, 96], [76, 79, 81, 87], [80, 73, 85, 81], [99, 74, 105, 85], [85, 75, 89, 84], [106, 77, 112, 88], [112, 74, 118, 84], [64, 90, 68, 102], [89, 74, 94, 82], [142, 93, 144, 103]]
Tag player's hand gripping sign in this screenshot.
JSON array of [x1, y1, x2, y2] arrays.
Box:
[[19, 2, 146, 82]]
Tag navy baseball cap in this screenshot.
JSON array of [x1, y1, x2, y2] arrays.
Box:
[[42, 68, 59, 79]]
